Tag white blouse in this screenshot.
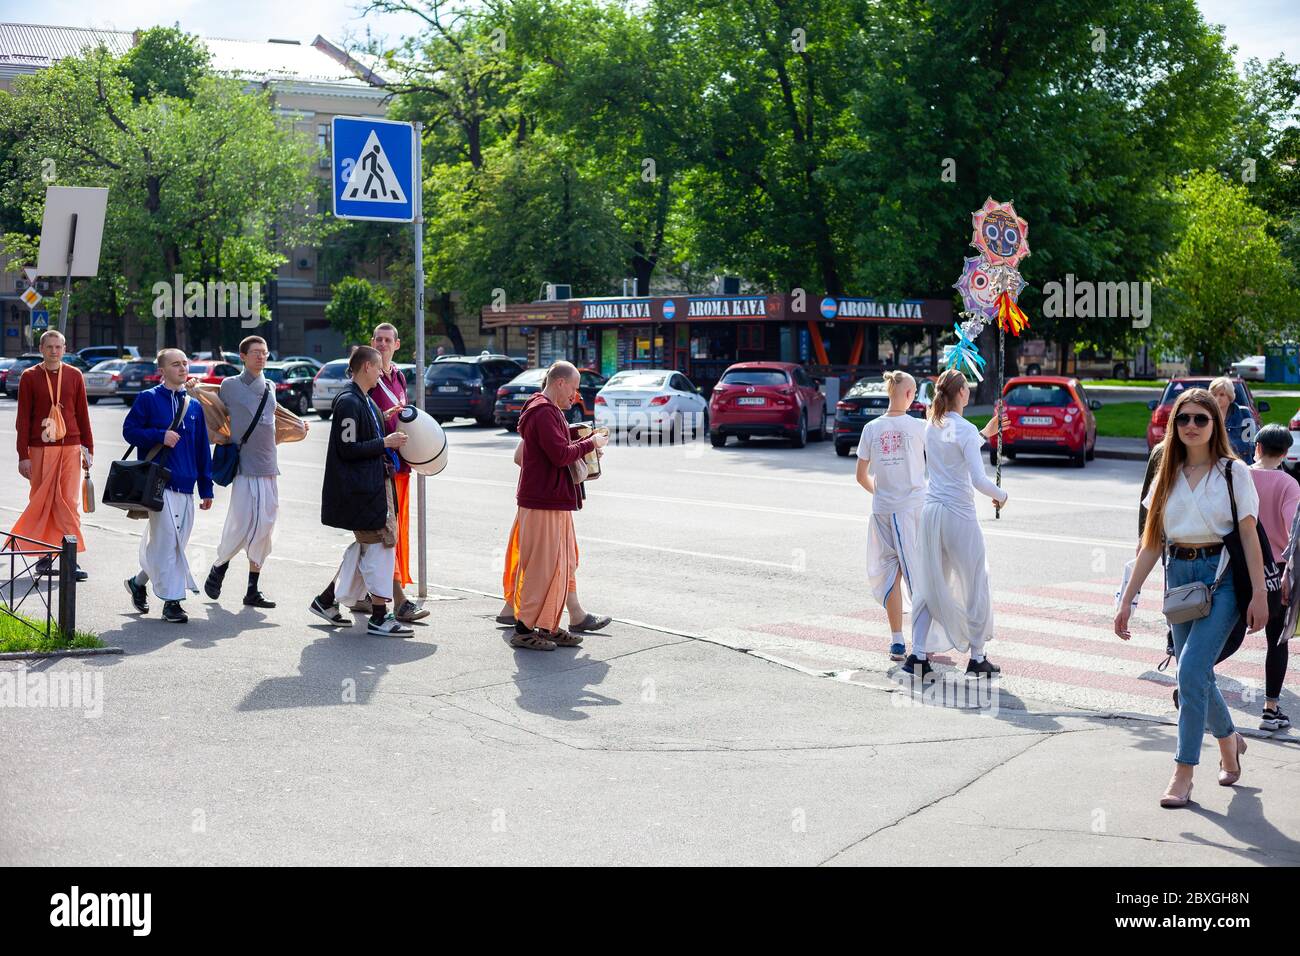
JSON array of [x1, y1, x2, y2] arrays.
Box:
[[924, 412, 1007, 518], [1142, 458, 1259, 544]]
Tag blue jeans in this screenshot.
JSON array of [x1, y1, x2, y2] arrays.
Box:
[[1168, 554, 1239, 765]]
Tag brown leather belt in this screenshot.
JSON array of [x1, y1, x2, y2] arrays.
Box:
[[1167, 542, 1224, 561]]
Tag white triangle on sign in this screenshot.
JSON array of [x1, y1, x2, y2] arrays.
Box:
[[24, 267, 37, 283], [341, 130, 408, 204]]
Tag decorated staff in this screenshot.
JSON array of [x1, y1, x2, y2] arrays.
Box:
[[949, 197, 1032, 517]]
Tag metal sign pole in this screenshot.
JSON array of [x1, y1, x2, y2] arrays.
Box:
[[56, 213, 78, 336], [413, 121, 427, 598]]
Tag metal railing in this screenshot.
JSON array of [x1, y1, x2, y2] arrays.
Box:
[[1, 532, 78, 641]]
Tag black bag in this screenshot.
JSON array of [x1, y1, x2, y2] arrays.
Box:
[[211, 383, 270, 487], [103, 395, 189, 514], [1217, 459, 1282, 664]]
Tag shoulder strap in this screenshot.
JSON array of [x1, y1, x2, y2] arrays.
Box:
[[44, 363, 63, 407], [143, 393, 190, 462], [238, 383, 271, 446]]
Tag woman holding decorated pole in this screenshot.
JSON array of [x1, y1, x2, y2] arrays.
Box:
[[908, 369, 1008, 679]]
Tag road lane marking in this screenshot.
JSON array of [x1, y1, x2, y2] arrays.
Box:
[[581, 536, 799, 569]]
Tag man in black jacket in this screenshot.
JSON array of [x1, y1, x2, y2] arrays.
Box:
[[309, 346, 412, 636]]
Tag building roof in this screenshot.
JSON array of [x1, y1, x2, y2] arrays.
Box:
[[0, 21, 388, 88]]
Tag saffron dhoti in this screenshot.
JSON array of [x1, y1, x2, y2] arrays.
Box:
[[510, 507, 578, 632], [6, 445, 84, 555]]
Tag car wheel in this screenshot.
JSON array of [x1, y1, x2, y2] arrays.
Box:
[[737, 434, 750, 443], [505, 423, 517, 433], [710, 431, 727, 448], [475, 415, 495, 427], [317, 409, 331, 421], [1085, 440, 1096, 461], [1072, 449, 1086, 468], [836, 443, 850, 457], [122, 395, 135, 406], [87, 396, 99, 405], [791, 414, 808, 449], [810, 407, 825, 442]]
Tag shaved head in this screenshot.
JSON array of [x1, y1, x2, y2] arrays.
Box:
[[546, 361, 579, 385]]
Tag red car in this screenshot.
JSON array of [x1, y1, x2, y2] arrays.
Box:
[[1146, 376, 1266, 457], [996, 375, 1100, 468], [708, 361, 827, 448], [138, 359, 240, 390]]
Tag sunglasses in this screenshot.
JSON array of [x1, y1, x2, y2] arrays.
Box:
[[1174, 412, 1212, 428]]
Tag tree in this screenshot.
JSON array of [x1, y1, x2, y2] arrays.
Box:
[[1155, 170, 1300, 373], [325, 276, 396, 346]]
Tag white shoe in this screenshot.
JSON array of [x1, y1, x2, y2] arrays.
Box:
[[367, 615, 414, 637], [309, 599, 349, 626]]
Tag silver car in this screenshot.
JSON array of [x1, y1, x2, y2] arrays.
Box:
[[311, 359, 349, 420], [84, 359, 129, 403]]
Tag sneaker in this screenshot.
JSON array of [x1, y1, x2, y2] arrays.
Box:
[[965, 657, 1001, 678], [309, 598, 349, 626], [1260, 707, 1291, 732], [349, 599, 374, 614], [74, 566, 88, 582], [33, 556, 54, 577], [204, 564, 227, 600], [888, 642, 906, 661], [394, 600, 430, 623], [124, 577, 149, 614], [367, 614, 414, 637], [162, 600, 188, 624], [243, 590, 276, 609], [568, 613, 611, 633], [900, 654, 933, 679]]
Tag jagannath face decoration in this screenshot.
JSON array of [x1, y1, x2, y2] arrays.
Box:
[[971, 197, 1030, 269], [954, 256, 1000, 318]]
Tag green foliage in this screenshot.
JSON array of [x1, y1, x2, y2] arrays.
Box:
[[119, 26, 211, 101], [1154, 170, 1300, 373], [325, 275, 396, 346]]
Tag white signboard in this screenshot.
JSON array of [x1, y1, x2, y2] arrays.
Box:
[[35, 186, 108, 278]]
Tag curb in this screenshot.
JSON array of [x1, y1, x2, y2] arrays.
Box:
[[1094, 447, 1149, 462], [0, 646, 123, 662]]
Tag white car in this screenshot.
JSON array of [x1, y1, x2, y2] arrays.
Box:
[[312, 359, 350, 419], [1230, 355, 1266, 380], [84, 359, 129, 403], [594, 368, 709, 440]]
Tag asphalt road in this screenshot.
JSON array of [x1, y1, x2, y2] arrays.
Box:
[[2, 397, 1298, 866]]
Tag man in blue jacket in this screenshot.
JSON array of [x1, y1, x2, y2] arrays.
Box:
[[122, 349, 214, 623]]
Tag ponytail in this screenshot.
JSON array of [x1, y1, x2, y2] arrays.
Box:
[[928, 368, 967, 427]]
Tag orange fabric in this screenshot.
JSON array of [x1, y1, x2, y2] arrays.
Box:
[[393, 471, 412, 586], [503, 515, 576, 603], [510, 506, 577, 632], [6, 445, 85, 554]]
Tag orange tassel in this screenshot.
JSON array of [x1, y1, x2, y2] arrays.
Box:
[[995, 292, 1030, 336]]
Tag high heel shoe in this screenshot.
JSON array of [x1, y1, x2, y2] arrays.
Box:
[[1160, 780, 1194, 808], [1218, 732, 1247, 786]]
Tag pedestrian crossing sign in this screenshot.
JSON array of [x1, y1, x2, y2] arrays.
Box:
[[332, 116, 416, 223]]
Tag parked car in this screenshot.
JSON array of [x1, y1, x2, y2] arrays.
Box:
[[186, 361, 241, 386], [2, 354, 44, 399], [495, 367, 606, 430], [707, 362, 826, 448], [997, 376, 1100, 468], [1146, 377, 1267, 455], [84, 359, 130, 403], [191, 350, 244, 366], [78, 345, 140, 366], [1230, 355, 1266, 381], [0, 357, 17, 396], [833, 376, 935, 457], [277, 355, 323, 370], [424, 355, 524, 425], [116, 360, 158, 405], [593, 368, 707, 441], [262, 361, 318, 417], [311, 360, 348, 419]]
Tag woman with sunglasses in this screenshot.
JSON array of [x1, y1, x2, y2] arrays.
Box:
[[1115, 388, 1269, 808]]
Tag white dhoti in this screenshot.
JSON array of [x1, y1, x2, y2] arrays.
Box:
[[910, 502, 993, 656], [866, 508, 922, 609], [138, 489, 198, 602], [333, 539, 396, 606], [215, 475, 278, 568]]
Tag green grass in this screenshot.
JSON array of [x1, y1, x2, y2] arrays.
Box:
[[1081, 378, 1165, 388], [1092, 402, 1153, 439], [0, 612, 103, 654]]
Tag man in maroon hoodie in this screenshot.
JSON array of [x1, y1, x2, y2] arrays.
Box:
[[509, 361, 609, 650]]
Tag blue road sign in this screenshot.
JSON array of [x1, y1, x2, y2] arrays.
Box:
[[332, 116, 416, 222], [31, 309, 49, 331]]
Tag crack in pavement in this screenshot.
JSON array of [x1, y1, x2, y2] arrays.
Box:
[[817, 732, 1056, 866]]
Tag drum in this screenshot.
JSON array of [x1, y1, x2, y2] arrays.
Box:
[[395, 406, 449, 476]]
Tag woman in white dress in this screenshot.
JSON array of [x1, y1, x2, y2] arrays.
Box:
[[855, 371, 929, 666], [1116, 388, 1269, 808], [909, 369, 1009, 679]]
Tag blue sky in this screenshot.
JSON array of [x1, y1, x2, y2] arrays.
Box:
[[1, 0, 1297, 67]]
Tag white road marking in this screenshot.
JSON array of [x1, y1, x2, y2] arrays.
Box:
[[581, 536, 798, 569]]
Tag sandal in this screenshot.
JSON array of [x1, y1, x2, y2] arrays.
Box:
[[569, 613, 611, 633], [511, 631, 556, 651], [495, 613, 517, 625], [540, 628, 583, 647]]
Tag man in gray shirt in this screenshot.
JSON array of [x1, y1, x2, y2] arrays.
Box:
[[205, 335, 285, 608]]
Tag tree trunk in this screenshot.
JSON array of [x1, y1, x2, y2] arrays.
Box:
[[440, 292, 466, 355]]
